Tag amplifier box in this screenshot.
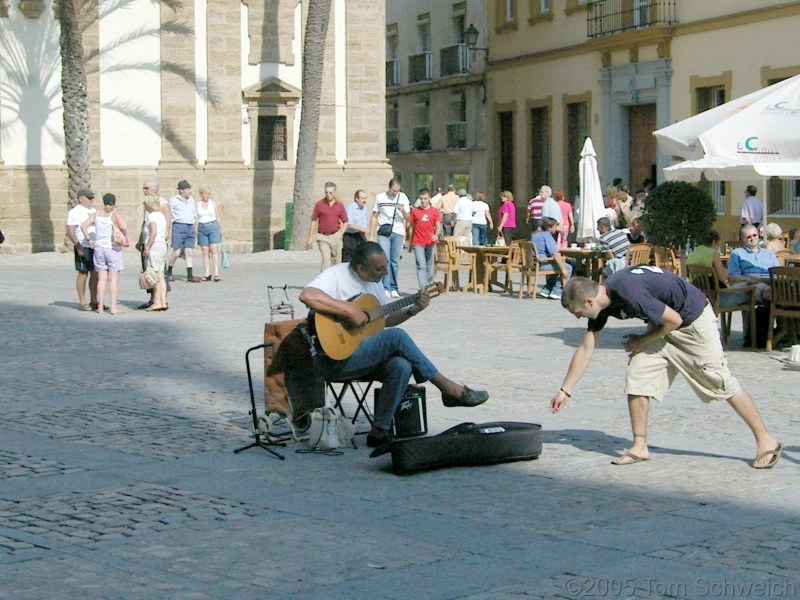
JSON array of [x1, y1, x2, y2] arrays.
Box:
[[374, 384, 427, 438]]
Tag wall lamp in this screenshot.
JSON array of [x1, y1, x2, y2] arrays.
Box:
[[464, 24, 488, 60]]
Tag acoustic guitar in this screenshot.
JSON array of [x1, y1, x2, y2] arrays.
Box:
[[311, 282, 444, 361]]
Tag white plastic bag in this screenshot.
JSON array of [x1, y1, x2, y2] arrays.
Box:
[[306, 407, 355, 450]]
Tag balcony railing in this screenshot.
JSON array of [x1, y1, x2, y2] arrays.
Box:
[[412, 125, 430, 151], [587, 0, 676, 39], [386, 59, 400, 86], [386, 129, 399, 154], [408, 52, 432, 83], [440, 44, 470, 76], [446, 122, 466, 149]]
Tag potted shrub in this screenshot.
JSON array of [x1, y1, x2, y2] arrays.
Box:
[[640, 181, 716, 274]]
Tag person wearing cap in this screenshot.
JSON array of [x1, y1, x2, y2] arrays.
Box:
[[80, 193, 128, 314], [453, 189, 473, 241], [167, 180, 201, 282], [66, 188, 99, 311]]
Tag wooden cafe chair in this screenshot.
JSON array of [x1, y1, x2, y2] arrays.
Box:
[[687, 264, 756, 348]]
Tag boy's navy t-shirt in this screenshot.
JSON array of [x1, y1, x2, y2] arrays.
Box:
[[588, 266, 707, 332]]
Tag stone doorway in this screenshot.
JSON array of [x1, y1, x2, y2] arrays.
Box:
[[627, 103, 656, 191]]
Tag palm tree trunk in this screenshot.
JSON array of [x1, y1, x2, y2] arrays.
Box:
[[58, 0, 92, 207], [289, 0, 332, 250]]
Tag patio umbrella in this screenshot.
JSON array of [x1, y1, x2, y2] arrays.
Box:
[[577, 137, 605, 241], [654, 74, 800, 226]]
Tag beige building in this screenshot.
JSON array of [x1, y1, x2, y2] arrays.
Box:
[[0, 0, 392, 253], [486, 0, 800, 238], [385, 1, 488, 201]]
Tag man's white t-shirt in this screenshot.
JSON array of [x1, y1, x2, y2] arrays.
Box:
[[305, 263, 388, 305], [373, 191, 410, 236], [66, 204, 96, 246], [454, 196, 473, 221]]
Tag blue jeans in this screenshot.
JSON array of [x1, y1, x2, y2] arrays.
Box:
[[412, 245, 435, 290], [314, 328, 438, 430], [472, 224, 487, 245], [540, 261, 573, 295], [377, 232, 404, 292]]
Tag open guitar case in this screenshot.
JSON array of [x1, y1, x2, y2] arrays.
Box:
[[370, 421, 542, 475]]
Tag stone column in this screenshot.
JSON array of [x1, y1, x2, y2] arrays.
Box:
[[205, 0, 242, 164], [160, 1, 196, 164]]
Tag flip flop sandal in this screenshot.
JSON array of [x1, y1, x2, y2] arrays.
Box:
[[611, 451, 650, 465], [79, 304, 92, 311], [752, 442, 783, 469]]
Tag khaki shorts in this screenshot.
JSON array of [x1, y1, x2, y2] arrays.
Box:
[[625, 304, 740, 403]]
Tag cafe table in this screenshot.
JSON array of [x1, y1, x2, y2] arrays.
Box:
[[560, 246, 606, 281], [456, 245, 512, 294]]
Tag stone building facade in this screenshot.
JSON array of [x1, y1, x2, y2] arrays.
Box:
[[0, 0, 392, 253], [486, 0, 800, 239], [385, 0, 488, 202]]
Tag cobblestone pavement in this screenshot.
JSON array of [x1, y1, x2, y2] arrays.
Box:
[[1, 250, 798, 599]]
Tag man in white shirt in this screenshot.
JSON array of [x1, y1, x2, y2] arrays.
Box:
[[453, 189, 473, 241], [299, 242, 489, 447], [65, 188, 98, 311], [540, 185, 562, 240], [369, 177, 410, 298]]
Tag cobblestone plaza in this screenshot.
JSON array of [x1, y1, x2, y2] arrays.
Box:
[[1, 251, 798, 598]]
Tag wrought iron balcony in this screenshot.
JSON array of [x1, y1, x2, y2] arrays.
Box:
[[408, 52, 432, 83], [587, 0, 676, 39], [446, 122, 466, 149], [386, 129, 399, 154], [386, 59, 400, 87], [412, 126, 430, 151], [440, 44, 471, 76]]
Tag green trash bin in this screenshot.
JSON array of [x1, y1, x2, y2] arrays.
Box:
[[284, 202, 293, 250]]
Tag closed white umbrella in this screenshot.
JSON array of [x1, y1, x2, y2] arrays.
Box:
[[577, 137, 605, 241]]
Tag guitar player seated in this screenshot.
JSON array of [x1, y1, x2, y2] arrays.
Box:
[[299, 241, 489, 448]]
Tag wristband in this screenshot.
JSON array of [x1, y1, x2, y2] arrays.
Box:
[[559, 388, 571, 398]]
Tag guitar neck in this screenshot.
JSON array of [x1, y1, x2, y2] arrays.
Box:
[[366, 295, 416, 322]]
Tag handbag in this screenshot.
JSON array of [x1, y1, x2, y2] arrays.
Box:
[[112, 212, 130, 247], [494, 234, 506, 247], [377, 198, 400, 237], [138, 266, 159, 289], [305, 406, 355, 450]]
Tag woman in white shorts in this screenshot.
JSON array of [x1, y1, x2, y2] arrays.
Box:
[[142, 193, 169, 311]]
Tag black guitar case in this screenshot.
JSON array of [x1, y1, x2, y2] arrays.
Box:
[[371, 422, 542, 475]]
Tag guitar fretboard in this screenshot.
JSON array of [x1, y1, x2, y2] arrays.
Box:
[[366, 295, 416, 322]]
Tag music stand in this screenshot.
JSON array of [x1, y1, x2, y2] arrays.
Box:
[[234, 343, 286, 459]]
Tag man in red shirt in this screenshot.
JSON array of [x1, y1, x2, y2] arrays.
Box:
[[526, 188, 544, 234], [307, 181, 348, 271], [409, 188, 442, 290]]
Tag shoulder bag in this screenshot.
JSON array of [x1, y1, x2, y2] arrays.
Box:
[[377, 198, 400, 237], [112, 211, 131, 247]]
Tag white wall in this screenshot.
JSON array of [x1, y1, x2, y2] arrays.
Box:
[[98, 0, 162, 166], [0, 8, 64, 165]]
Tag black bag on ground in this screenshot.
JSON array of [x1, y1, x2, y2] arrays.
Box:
[[372, 421, 542, 475]]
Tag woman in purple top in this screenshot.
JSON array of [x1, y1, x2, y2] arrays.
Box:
[[496, 190, 517, 245]]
